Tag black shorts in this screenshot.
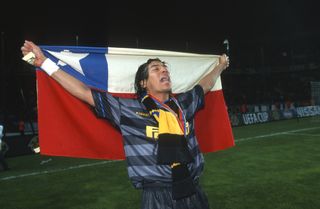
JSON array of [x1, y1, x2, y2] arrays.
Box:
[[141, 183, 210, 209]]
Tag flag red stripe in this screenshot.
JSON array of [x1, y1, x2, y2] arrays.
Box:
[[195, 90, 235, 152], [37, 71, 234, 160], [37, 71, 125, 159]]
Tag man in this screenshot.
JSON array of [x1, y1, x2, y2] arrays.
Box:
[[21, 40, 229, 209], [0, 125, 9, 171], [18, 119, 25, 136]]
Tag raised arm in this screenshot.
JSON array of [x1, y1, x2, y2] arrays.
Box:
[[21, 40, 95, 106], [198, 54, 229, 94]]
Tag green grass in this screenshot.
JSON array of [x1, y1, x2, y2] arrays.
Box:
[[0, 117, 319, 209]]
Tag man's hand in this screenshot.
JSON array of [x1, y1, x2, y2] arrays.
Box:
[[21, 40, 94, 106], [218, 54, 230, 71], [198, 54, 230, 94], [21, 40, 47, 67]]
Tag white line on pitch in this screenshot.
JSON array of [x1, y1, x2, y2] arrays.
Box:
[[0, 160, 120, 181], [235, 127, 320, 142], [283, 132, 320, 137]]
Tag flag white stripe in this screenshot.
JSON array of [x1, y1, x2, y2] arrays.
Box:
[[107, 48, 222, 93], [108, 47, 219, 57]]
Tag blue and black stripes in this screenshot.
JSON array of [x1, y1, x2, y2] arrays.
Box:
[[176, 85, 205, 121], [91, 85, 205, 189]]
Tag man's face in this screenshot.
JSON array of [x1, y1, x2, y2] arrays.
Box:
[[143, 60, 172, 96]]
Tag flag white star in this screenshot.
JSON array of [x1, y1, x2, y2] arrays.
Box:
[[45, 50, 89, 75]]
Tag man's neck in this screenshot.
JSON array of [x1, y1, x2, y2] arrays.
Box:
[[149, 93, 170, 103]]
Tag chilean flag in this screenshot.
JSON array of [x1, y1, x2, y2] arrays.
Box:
[[37, 46, 234, 160]]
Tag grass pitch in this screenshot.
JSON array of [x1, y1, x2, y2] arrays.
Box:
[[0, 117, 319, 209]]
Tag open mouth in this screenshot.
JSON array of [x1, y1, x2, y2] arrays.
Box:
[[160, 76, 171, 83]]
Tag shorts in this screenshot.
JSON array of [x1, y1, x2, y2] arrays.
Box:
[[141, 183, 210, 209]]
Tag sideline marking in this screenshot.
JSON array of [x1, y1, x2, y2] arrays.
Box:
[[283, 132, 320, 137], [235, 127, 320, 142], [0, 160, 119, 181]]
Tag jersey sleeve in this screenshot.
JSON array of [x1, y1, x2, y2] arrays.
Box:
[[176, 84, 205, 120], [91, 90, 121, 128]]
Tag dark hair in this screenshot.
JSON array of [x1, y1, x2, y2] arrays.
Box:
[[134, 58, 165, 98]]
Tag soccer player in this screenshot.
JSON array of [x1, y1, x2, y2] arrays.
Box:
[[21, 40, 229, 209]]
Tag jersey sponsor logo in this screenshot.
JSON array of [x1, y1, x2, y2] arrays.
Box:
[[146, 126, 159, 139], [146, 122, 190, 140]]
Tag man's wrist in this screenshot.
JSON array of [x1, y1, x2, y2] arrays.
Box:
[[40, 58, 60, 76]]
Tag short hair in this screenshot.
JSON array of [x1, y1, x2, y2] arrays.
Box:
[[134, 58, 166, 98]]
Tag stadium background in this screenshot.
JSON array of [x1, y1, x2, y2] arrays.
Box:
[[0, 1, 320, 209]]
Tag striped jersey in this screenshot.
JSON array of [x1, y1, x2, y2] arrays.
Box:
[[91, 85, 205, 189]]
